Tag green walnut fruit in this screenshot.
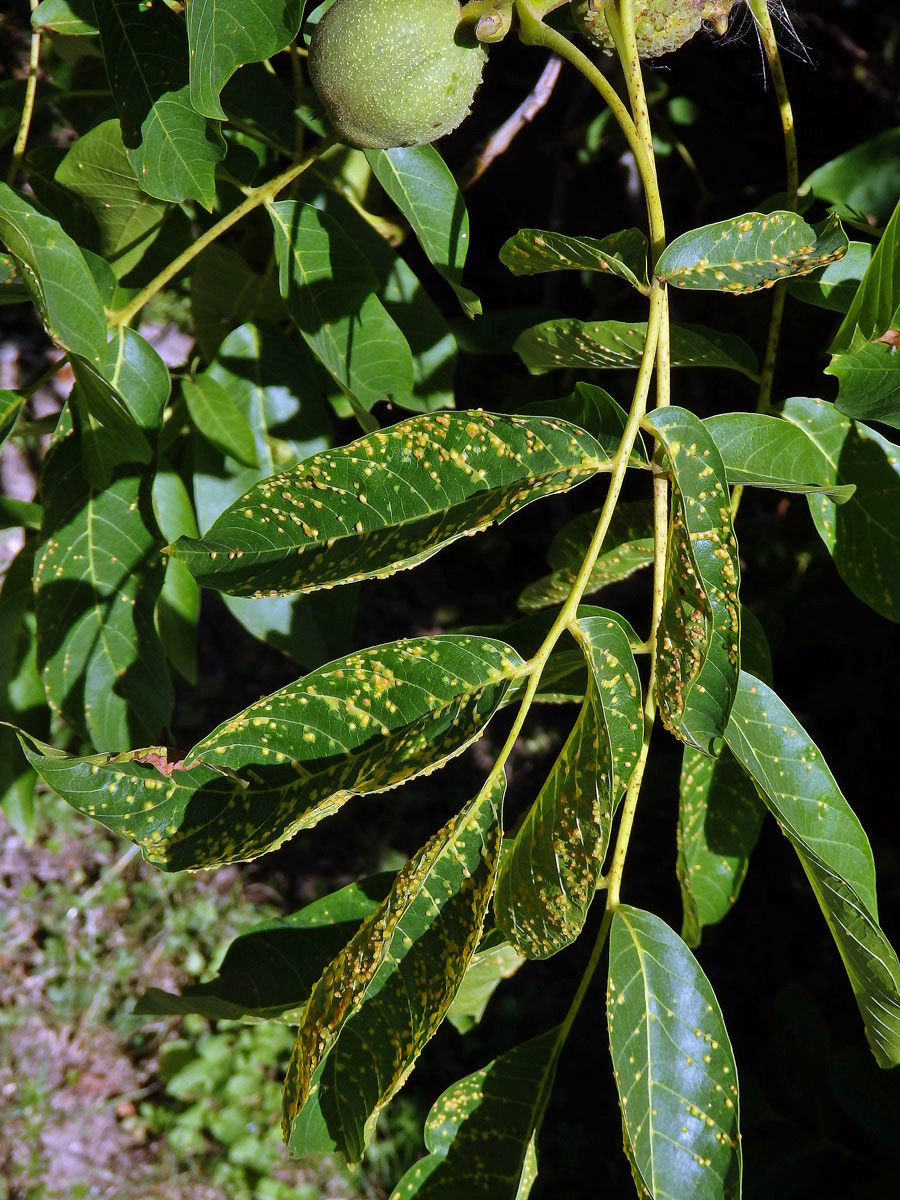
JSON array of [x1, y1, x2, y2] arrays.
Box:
[[572, 0, 741, 59], [308, 0, 488, 149]]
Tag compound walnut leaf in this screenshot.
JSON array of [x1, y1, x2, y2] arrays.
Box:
[[724, 672, 900, 1067], [656, 211, 847, 293], [168, 410, 607, 597], [282, 772, 504, 1161], [608, 907, 742, 1200], [645, 407, 741, 755], [20, 634, 523, 871], [390, 1027, 561, 1199], [495, 610, 642, 959]]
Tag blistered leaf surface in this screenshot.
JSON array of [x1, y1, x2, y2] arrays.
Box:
[[608, 906, 742, 1200], [170, 410, 607, 597]]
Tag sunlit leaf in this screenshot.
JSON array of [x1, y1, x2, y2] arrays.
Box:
[[608, 906, 741, 1199], [802, 128, 900, 226], [55, 119, 168, 278], [704, 412, 855, 500], [500, 227, 649, 292], [186, 0, 302, 120], [645, 407, 741, 754], [724, 672, 900, 1067], [495, 609, 642, 959], [0, 183, 107, 363], [831, 195, 900, 355], [33, 416, 172, 750], [656, 211, 847, 293], [781, 397, 900, 622], [96, 0, 225, 207], [0, 390, 25, 448], [390, 1027, 560, 1199], [21, 634, 523, 870], [830, 341, 900, 431], [366, 145, 480, 317], [515, 319, 758, 379], [183, 375, 260, 470], [32, 0, 98, 36], [169, 410, 607, 597], [446, 929, 525, 1034], [283, 773, 504, 1161], [270, 199, 415, 415], [520, 382, 648, 464]]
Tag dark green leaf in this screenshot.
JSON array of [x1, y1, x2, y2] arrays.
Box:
[[69, 354, 153, 487], [445, 930, 525, 1034], [55, 119, 168, 279], [186, 0, 302, 120], [1, 390, 25, 447], [724, 672, 900, 1067], [677, 747, 765, 947], [137, 872, 396, 1020], [517, 500, 654, 614], [646, 407, 741, 754], [802, 128, 900, 226], [831, 195, 900, 356], [0, 498, 42, 530], [102, 325, 171, 431], [495, 610, 642, 959], [656, 211, 847, 293], [32, 0, 98, 36], [515, 319, 758, 379], [781, 397, 900, 622], [96, 0, 225, 207], [21, 634, 523, 869], [830, 340, 900, 430], [190, 244, 284, 360], [170, 410, 607, 597], [608, 906, 741, 1199], [0, 543, 49, 844], [704, 411, 855, 500], [366, 145, 480, 317], [283, 774, 504, 1160], [519, 382, 648, 464], [788, 241, 873, 314], [0, 252, 30, 305], [33, 418, 172, 750], [270, 199, 415, 414], [0, 183, 107, 364], [390, 1027, 560, 1199], [183, 375, 260, 470], [500, 227, 649, 292]]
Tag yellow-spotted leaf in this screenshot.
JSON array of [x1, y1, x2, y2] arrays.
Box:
[[19, 635, 523, 871], [495, 610, 642, 959], [500, 227, 650, 292], [656, 211, 847, 294], [608, 907, 742, 1200], [724, 672, 900, 1067], [390, 1027, 560, 1199], [167, 410, 607, 597], [282, 773, 504, 1162], [645, 407, 741, 755]]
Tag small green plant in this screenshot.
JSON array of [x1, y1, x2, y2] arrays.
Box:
[[2, 1, 900, 1197]]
